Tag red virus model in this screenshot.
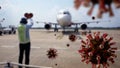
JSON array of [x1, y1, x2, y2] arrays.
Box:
[[47, 48, 58, 59], [69, 34, 77, 42], [78, 32, 117, 68]]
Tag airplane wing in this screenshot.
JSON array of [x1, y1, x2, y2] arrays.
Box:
[[71, 21, 100, 31], [36, 20, 100, 32], [36, 21, 59, 25], [42, 20, 100, 28], [71, 21, 99, 25], [49, 22, 59, 25], [36, 21, 59, 31]]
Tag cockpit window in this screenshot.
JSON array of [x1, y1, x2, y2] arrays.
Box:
[[63, 12, 70, 15]]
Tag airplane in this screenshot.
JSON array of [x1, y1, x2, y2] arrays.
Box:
[[0, 18, 16, 35], [36, 10, 100, 32], [0, 18, 5, 35]]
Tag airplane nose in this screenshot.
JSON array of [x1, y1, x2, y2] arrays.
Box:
[[57, 14, 71, 26]]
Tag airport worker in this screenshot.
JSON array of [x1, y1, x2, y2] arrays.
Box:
[[18, 17, 33, 68]]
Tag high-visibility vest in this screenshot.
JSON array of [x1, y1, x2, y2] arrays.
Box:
[[18, 24, 30, 44]]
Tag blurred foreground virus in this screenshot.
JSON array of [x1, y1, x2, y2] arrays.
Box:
[[78, 32, 117, 68], [74, 0, 120, 18], [47, 48, 58, 59]]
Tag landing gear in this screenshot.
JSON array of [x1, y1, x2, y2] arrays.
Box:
[[54, 24, 58, 32], [74, 24, 79, 32], [74, 28, 78, 32], [54, 28, 58, 32]]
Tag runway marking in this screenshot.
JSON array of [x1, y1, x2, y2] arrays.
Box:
[[0, 46, 41, 49], [53, 47, 67, 50], [0, 45, 16, 48], [31, 46, 41, 49]]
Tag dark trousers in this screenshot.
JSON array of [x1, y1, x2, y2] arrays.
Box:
[[19, 42, 31, 68]]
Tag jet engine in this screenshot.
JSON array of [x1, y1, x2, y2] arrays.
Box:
[[81, 24, 87, 30], [44, 24, 51, 30]]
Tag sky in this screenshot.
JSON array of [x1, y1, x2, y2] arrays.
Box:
[[0, 0, 120, 28]]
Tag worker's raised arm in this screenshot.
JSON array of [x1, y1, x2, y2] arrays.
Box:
[[27, 19, 34, 28]]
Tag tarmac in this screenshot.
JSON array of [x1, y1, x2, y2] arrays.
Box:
[[0, 29, 120, 68]]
